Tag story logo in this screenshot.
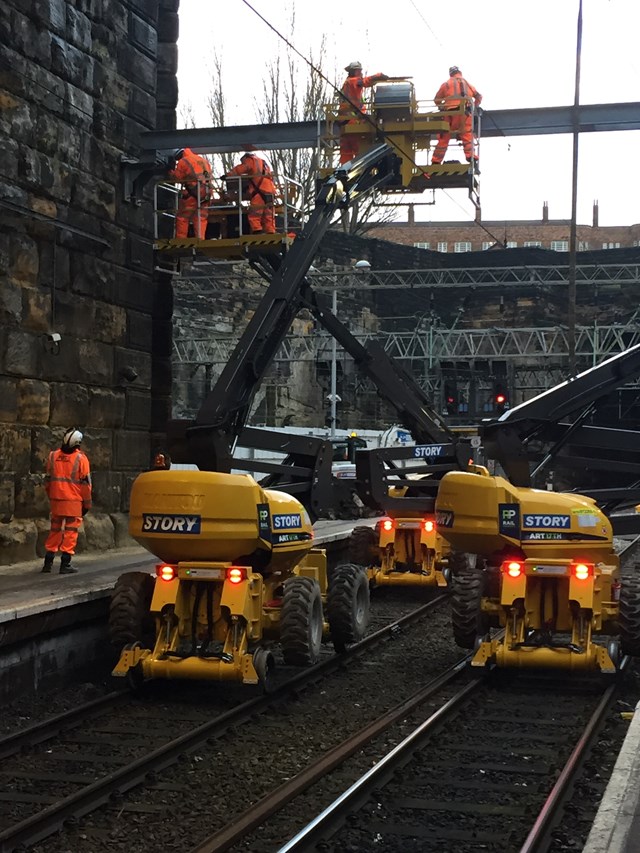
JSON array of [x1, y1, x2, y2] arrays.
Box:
[[413, 444, 445, 458], [522, 514, 571, 529], [142, 514, 201, 534], [273, 513, 302, 530]]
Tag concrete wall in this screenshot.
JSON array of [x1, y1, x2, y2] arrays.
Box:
[[0, 0, 179, 562]]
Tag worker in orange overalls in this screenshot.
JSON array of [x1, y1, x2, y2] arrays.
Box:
[[432, 66, 482, 166], [338, 61, 388, 164], [169, 148, 213, 239], [42, 428, 92, 574], [224, 153, 277, 234]]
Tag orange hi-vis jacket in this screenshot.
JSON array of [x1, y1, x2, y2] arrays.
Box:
[[170, 148, 212, 201], [434, 72, 482, 111], [338, 72, 386, 120], [45, 448, 92, 517], [226, 154, 276, 200]]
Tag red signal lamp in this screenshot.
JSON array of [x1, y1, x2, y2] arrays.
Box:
[[502, 560, 523, 578], [571, 562, 593, 581], [227, 566, 247, 584], [157, 564, 176, 582]]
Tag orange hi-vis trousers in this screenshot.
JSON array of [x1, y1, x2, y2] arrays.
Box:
[[432, 111, 476, 164], [45, 516, 82, 555], [176, 196, 208, 239]]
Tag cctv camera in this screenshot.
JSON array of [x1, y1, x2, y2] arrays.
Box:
[[353, 260, 371, 271], [119, 365, 139, 384], [46, 333, 62, 343]]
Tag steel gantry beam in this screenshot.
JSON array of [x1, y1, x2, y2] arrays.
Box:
[[174, 321, 640, 366], [181, 262, 640, 292], [140, 103, 640, 154]]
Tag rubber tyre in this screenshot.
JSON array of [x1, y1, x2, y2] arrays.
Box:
[[619, 574, 640, 657], [348, 526, 378, 568], [327, 564, 370, 653], [448, 550, 472, 577], [108, 572, 156, 650], [280, 576, 323, 666], [451, 571, 484, 649]]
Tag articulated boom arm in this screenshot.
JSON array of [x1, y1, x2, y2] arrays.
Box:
[[168, 144, 401, 472], [483, 342, 640, 488], [301, 287, 453, 445]]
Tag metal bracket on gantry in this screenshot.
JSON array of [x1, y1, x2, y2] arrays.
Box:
[[121, 154, 170, 205]]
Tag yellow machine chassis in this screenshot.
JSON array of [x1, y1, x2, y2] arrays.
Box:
[[113, 549, 327, 685], [470, 558, 619, 673], [367, 518, 449, 589]]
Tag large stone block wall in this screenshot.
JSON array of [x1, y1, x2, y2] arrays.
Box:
[[0, 0, 179, 562]]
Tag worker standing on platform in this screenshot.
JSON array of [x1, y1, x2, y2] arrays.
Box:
[[42, 429, 92, 575], [431, 66, 482, 166], [338, 61, 388, 164], [224, 153, 277, 235], [169, 148, 213, 239]]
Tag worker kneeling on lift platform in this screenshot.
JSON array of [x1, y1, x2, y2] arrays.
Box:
[[109, 469, 369, 689], [435, 467, 640, 673]]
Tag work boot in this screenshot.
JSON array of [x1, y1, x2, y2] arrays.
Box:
[[59, 553, 78, 575], [41, 551, 55, 573]]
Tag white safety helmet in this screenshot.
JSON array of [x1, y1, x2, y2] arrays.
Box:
[[345, 61, 362, 73], [62, 428, 83, 449]]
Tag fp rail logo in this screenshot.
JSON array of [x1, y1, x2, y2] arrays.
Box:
[[499, 503, 520, 535], [142, 514, 201, 534]]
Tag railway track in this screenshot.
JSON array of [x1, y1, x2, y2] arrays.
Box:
[[0, 592, 449, 853], [274, 669, 625, 853]]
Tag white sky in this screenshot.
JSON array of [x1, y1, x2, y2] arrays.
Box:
[[177, 0, 640, 227]]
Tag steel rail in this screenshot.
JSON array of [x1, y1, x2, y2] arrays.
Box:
[[0, 691, 129, 761], [190, 655, 472, 853], [277, 675, 485, 852], [0, 596, 446, 853], [519, 657, 630, 853]]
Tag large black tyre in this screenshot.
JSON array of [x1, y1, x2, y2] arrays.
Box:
[[348, 526, 378, 568], [327, 564, 370, 653], [108, 572, 156, 650], [447, 550, 472, 577], [280, 576, 323, 666], [619, 574, 640, 657], [451, 571, 484, 649]]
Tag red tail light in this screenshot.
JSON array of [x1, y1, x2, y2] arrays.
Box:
[[227, 567, 247, 584], [571, 562, 593, 581], [502, 560, 523, 578], [157, 564, 176, 582], [423, 519, 435, 533], [382, 518, 394, 532]]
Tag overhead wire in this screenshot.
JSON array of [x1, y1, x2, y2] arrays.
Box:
[[239, 0, 506, 247]]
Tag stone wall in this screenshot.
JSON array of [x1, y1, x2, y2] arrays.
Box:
[[0, 0, 179, 563]]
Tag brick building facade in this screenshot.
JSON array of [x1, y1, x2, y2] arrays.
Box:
[[369, 203, 640, 254]]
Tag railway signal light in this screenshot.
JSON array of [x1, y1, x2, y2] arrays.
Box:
[[494, 383, 509, 413], [444, 381, 458, 415]]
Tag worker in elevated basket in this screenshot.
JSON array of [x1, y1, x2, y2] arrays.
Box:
[[169, 147, 213, 239], [338, 61, 389, 164], [432, 66, 482, 166], [224, 152, 277, 235]]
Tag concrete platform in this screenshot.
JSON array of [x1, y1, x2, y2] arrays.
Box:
[[0, 518, 368, 630], [583, 699, 640, 853], [0, 518, 370, 701]]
